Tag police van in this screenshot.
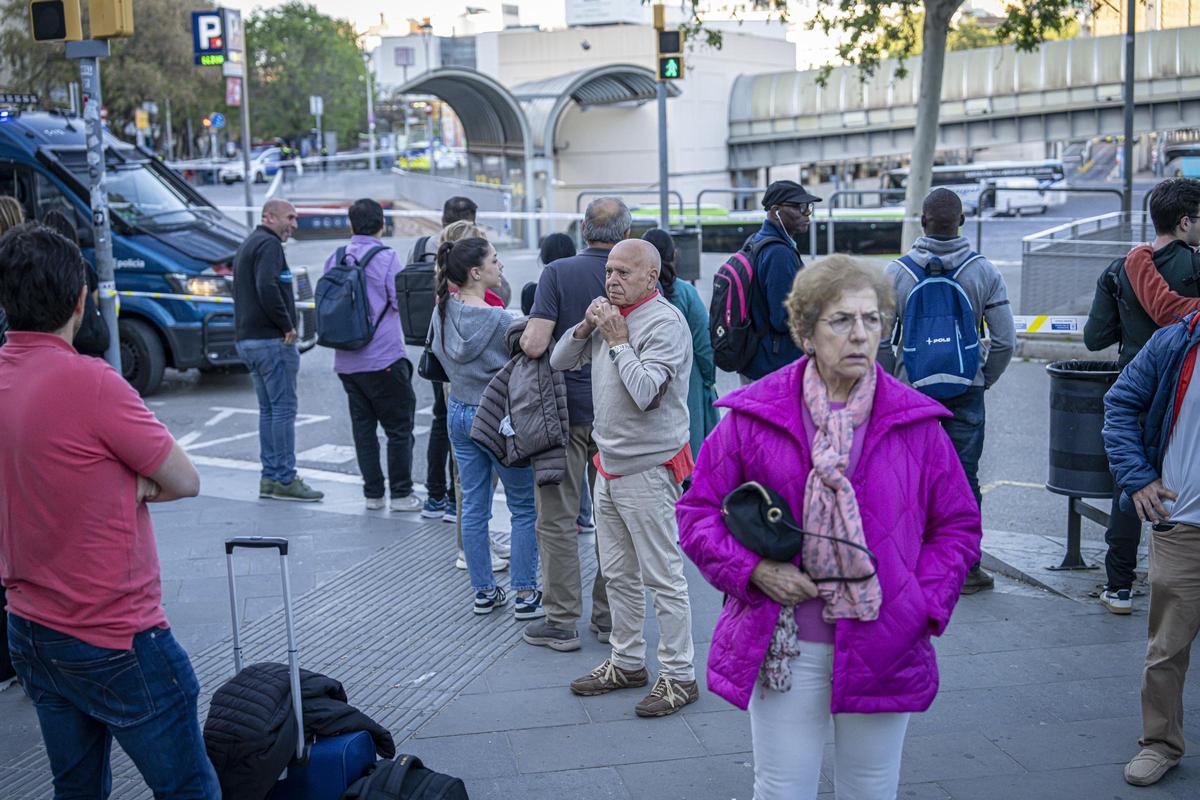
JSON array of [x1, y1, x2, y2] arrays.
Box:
[[0, 109, 316, 395]]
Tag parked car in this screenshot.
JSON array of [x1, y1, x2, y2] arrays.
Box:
[[219, 146, 282, 184]]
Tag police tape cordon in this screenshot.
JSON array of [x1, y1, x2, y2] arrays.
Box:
[[106, 291, 1086, 336]]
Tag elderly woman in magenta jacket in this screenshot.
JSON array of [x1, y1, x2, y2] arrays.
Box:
[[678, 255, 981, 800]]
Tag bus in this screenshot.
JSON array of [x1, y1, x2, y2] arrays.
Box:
[[884, 159, 1067, 216]]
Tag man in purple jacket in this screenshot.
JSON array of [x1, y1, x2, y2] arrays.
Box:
[[323, 199, 420, 511]]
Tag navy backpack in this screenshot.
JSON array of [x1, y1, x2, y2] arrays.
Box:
[[894, 253, 983, 400], [315, 245, 389, 351]]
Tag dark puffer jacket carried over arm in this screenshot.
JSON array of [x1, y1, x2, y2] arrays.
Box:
[[471, 317, 570, 485], [203, 662, 395, 800]]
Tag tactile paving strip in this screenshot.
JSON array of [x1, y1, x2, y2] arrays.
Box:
[[0, 522, 598, 798]]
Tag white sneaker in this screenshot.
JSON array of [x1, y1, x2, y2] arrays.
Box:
[[492, 544, 511, 559], [455, 551, 508, 572], [0, 675, 18, 693], [390, 494, 423, 513], [365, 497, 385, 511]]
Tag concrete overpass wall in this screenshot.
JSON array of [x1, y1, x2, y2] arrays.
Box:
[[730, 26, 1200, 168]]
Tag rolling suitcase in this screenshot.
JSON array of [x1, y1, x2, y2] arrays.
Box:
[[224, 536, 377, 800]]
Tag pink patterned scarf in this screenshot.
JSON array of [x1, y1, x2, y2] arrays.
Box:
[[758, 362, 882, 693], [802, 361, 882, 621]]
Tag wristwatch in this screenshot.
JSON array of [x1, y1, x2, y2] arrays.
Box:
[[608, 343, 632, 361]]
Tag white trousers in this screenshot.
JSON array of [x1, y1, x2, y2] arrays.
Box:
[[749, 643, 911, 800]]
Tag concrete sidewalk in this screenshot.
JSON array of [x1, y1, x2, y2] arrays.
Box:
[[1, 464, 1198, 799]]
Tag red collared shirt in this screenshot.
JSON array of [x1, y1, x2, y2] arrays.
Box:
[[0, 332, 174, 649]]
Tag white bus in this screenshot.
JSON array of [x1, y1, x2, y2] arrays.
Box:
[[884, 159, 1067, 216]]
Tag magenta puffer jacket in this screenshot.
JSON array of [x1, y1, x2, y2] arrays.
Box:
[[678, 359, 981, 713]]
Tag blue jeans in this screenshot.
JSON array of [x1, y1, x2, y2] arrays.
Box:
[[577, 475, 594, 528], [938, 386, 986, 507], [447, 398, 539, 593], [7, 615, 219, 799], [237, 338, 300, 483]]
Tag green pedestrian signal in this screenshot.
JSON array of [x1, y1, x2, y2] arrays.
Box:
[[658, 56, 682, 81]]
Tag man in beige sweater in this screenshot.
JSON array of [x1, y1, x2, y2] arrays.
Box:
[[550, 238, 697, 717]]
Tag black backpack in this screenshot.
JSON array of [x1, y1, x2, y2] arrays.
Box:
[[315, 245, 389, 350], [342, 754, 468, 800], [1084, 255, 1126, 355], [709, 236, 790, 373], [396, 235, 437, 347]]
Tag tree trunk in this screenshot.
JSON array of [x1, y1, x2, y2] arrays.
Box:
[[901, 0, 963, 248]]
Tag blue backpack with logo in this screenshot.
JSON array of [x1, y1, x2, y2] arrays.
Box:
[[315, 245, 388, 350], [894, 253, 982, 400]]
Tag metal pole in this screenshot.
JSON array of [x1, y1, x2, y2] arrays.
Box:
[[186, 116, 194, 160], [427, 108, 437, 177], [165, 98, 174, 161], [67, 41, 120, 371], [315, 113, 322, 161], [1122, 0, 1136, 215], [365, 54, 377, 172], [210, 130, 218, 184], [657, 80, 669, 230], [239, 76, 254, 229]]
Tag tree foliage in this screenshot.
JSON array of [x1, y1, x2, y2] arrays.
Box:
[[246, 3, 368, 146], [0, 0, 225, 155]]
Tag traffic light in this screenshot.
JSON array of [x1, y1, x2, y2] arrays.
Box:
[[657, 30, 682, 56], [28, 0, 83, 42], [658, 56, 683, 81], [89, 0, 134, 39]]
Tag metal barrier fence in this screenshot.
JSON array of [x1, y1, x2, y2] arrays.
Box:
[[1020, 211, 1146, 316]]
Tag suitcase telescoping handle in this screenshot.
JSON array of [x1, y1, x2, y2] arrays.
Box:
[[224, 536, 306, 765]]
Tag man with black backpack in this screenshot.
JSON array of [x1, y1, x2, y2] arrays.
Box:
[[321, 198, 420, 512], [711, 180, 818, 383], [1085, 177, 1200, 615], [879, 188, 1016, 595]]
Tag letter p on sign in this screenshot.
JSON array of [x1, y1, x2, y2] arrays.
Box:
[[192, 11, 223, 56]]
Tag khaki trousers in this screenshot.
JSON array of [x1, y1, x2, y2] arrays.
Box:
[[533, 425, 610, 630], [595, 466, 695, 681], [1141, 522, 1200, 760]]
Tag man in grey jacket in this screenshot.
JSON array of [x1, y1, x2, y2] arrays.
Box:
[[551, 239, 698, 718], [878, 188, 1016, 594]]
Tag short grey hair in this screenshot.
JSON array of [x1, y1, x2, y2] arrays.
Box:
[[581, 197, 631, 244]]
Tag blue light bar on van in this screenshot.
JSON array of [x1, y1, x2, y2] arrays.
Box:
[[0, 110, 11, 124]]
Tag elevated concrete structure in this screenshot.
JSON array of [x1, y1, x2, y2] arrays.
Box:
[[729, 26, 1200, 168]]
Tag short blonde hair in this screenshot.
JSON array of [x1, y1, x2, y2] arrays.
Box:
[[786, 254, 894, 344], [0, 196, 25, 236], [441, 220, 487, 244]]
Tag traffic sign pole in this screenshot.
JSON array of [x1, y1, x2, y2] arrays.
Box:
[[239, 79, 253, 228], [65, 39, 120, 371]]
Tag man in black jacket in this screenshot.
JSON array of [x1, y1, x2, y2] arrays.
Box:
[[233, 199, 323, 502]]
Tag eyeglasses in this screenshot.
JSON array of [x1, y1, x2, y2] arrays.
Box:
[[782, 202, 814, 216], [820, 311, 884, 336]]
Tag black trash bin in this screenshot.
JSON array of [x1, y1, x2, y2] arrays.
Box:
[[1045, 360, 1120, 498], [670, 227, 701, 282], [1044, 359, 1120, 571]]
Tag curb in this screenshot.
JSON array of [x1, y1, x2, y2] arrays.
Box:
[[1014, 334, 1118, 363]]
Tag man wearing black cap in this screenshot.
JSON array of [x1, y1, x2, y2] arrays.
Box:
[[741, 180, 820, 383]]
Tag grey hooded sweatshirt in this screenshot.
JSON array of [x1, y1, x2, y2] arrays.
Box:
[[431, 299, 512, 405], [878, 235, 1016, 389]]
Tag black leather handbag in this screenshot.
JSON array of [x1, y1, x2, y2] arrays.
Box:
[[720, 481, 878, 583], [417, 319, 449, 383]]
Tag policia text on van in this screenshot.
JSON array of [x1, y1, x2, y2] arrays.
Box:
[[0, 110, 315, 395]]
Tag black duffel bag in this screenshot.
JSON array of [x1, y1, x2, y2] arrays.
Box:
[[342, 754, 468, 800]]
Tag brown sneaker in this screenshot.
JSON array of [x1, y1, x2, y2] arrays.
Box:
[[569, 659, 648, 696], [635, 674, 699, 717]]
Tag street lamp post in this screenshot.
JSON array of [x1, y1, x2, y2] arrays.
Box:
[[1122, 0, 1135, 215]]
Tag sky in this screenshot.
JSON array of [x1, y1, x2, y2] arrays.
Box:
[[222, 0, 569, 34]]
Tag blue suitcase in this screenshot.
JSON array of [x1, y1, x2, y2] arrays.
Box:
[[225, 537, 377, 800]]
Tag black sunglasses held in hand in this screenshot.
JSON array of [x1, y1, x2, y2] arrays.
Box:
[[721, 481, 878, 584]]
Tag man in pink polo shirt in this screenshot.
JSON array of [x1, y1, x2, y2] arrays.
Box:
[[0, 223, 218, 797]]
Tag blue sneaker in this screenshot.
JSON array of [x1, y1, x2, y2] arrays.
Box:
[[515, 590, 546, 621], [421, 496, 448, 519]]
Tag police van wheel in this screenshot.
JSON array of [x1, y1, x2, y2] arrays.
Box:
[[119, 319, 166, 397]]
